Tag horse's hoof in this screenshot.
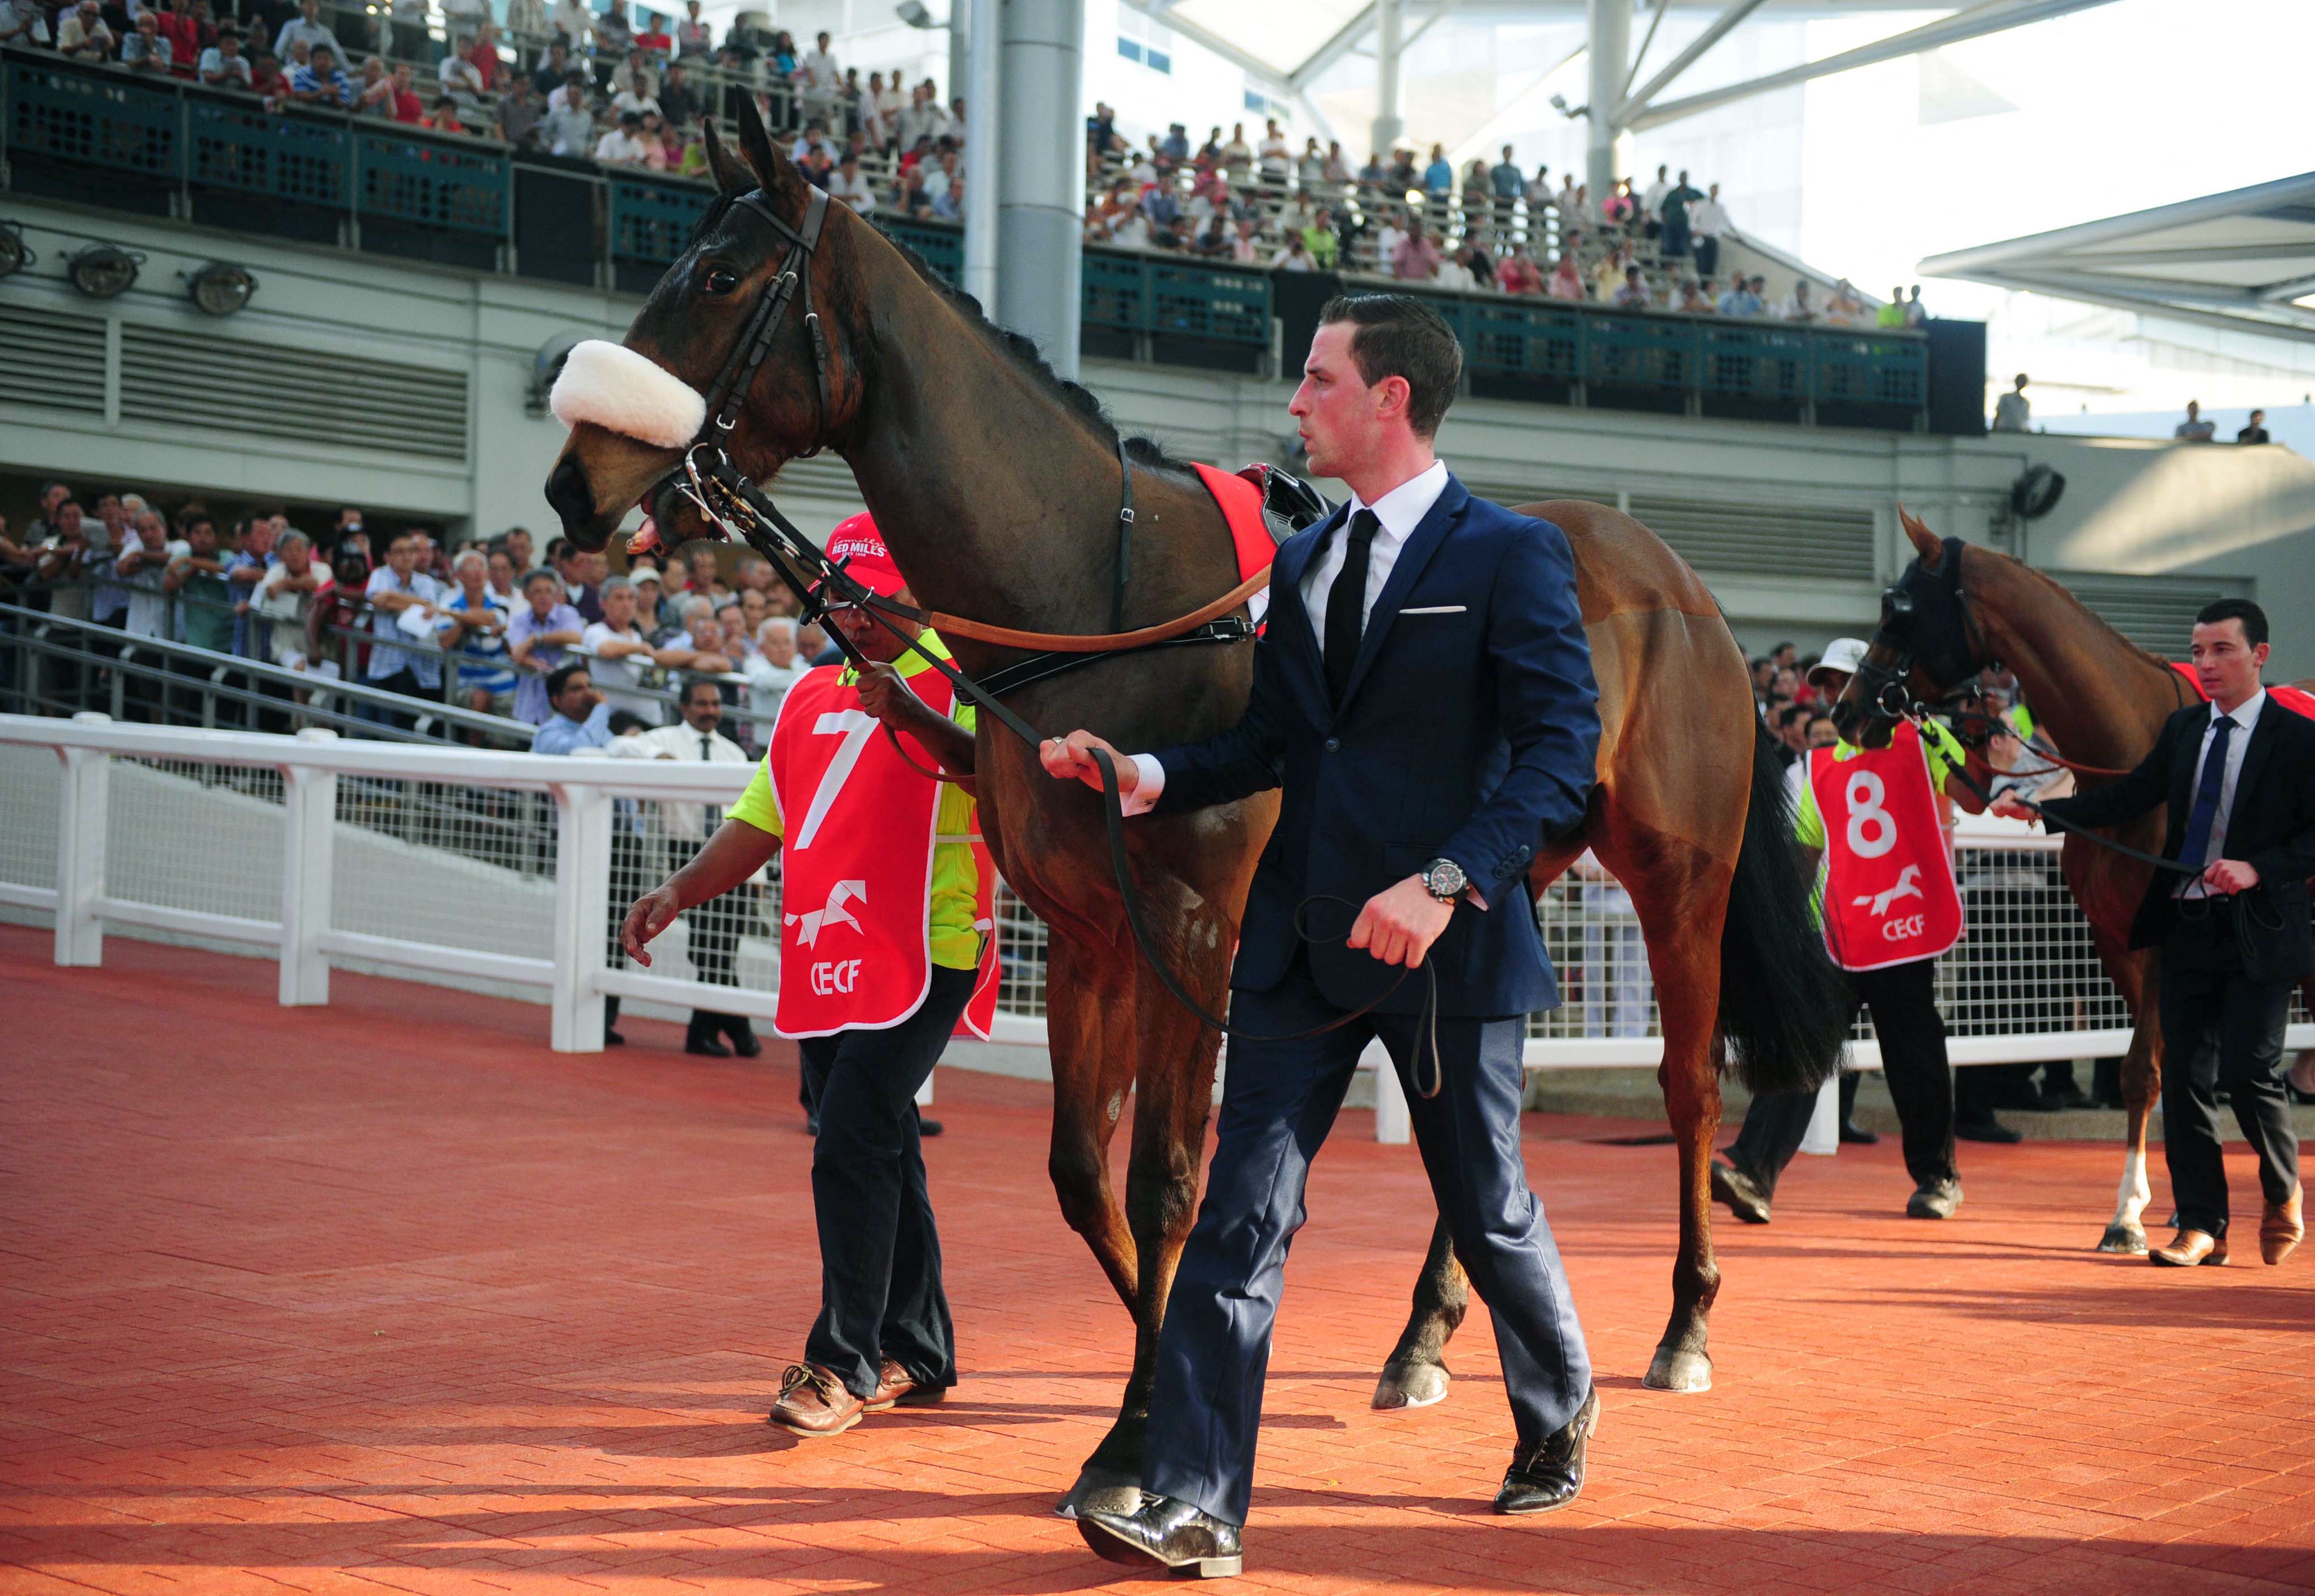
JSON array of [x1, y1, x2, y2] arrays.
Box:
[[1643, 1347, 1712, 1393], [2097, 1223, 2148, 1255], [1055, 1467, 1144, 1521], [1371, 1359, 1450, 1411]]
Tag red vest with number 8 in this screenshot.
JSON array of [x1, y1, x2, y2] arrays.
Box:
[[1808, 720, 1964, 972]]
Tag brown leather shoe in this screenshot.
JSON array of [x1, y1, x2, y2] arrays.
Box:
[[865, 1358, 945, 1412], [2261, 1183, 2304, 1266], [2149, 1229, 2228, 1267], [768, 1362, 866, 1437]]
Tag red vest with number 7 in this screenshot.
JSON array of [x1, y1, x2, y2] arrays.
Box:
[[768, 664, 998, 1040], [1809, 721, 1964, 972]]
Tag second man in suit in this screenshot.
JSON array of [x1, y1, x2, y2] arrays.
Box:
[[1995, 598, 2314, 1268], [1044, 294, 1604, 1576]]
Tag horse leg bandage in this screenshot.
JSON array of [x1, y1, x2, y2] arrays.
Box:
[[549, 339, 709, 449]]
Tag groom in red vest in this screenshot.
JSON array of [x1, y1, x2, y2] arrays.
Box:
[[620, 517, 998, 1437]]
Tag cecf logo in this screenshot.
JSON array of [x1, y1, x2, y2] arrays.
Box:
[[1881, 914, 1927, 942], [811, 959, 865, 995]]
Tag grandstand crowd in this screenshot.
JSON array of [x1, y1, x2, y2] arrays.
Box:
[[0, 481, 827, 748]]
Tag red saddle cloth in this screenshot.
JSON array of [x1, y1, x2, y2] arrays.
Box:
[[2168, 662, 2315, 721], [1194, 462, 1281, 587]]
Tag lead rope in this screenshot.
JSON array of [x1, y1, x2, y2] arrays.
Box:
[[683, 452, 1446, 1098]]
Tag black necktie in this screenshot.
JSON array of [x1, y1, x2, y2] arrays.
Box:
[[701, 735, 719, 834], [1324, 509, 1380, 706], [2179, 713, 2234, 879]]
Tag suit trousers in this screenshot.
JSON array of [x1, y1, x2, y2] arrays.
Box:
[[2158, 914, 2300, 1237], [1141, 952, 1591, 1527], [668, 839, 753, 1031], [798, 964, 977, 1399], [1729, 957, 1957, 1198]]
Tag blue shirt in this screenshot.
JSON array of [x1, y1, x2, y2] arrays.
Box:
[[531, 700, 612, 754], [441, 589, 516, 695], [290, 63, 353, 105], [507, 600, 585, 724], [228, 550, 276, 657], [1423, 158, 1453, 194], [1717, 288, 1763, 317]]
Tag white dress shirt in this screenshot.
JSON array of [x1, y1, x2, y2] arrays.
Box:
[[1123, 459, 1451, 814], [635, 719, 751, 843], [2177, 688, 2265, 899]]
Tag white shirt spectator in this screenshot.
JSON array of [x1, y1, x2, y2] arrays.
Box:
[[1641, 175, 1669, 216], [1108, 209, 1152, 249], [125, 540, 191, 639], [1435, 256, 1476, 291], [364, 565, 445, 685], [0, 0, 54, 45], [273, 14, 342, 60], [581, 618, 659, 720], [1992, 389, 2031, 433], [541, 92, 595, 157], [1270, 241, 1313, 271], [252, 562, 334, 667], [1689, 194, 1728, 238], [798, 45, 839, 102], [831, 164, 877, 212], [196, 44, 253, 86], [742, 651, 806, 722], [632, 719, 751, 842], [609, 88, 659, 118], [594, 126, 654, 165], [439, 50, 485, 101], [1374, 220, 1406, 272], [548, 0, 592, 45], [1258, 132, 1291, 181]]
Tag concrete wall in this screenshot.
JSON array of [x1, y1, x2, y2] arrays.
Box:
[[10, 192, 2315, 676]]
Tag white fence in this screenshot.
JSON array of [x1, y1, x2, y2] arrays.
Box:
[[6, 715, 2307, 1137]]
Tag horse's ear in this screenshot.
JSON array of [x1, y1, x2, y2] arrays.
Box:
[[734, 91, 800, 196], [1898, 504, 1941, 565], [701, 117, 750, 195]]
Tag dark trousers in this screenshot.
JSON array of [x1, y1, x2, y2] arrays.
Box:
[[670, 839, 754, 1037], [360, 666, 431, 732], [1143, 953, 1590, 1527], [1693, 236, 1719, 279], [798, 963, 976, 1399], [2158, 916, 2300, 1237], [1729, 957, 1957, 1196]]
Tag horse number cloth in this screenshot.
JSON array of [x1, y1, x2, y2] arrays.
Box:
[[1810, 720, 1964, 971], [766, 663, 998, 1040], [2168, 662, 2315, 724]]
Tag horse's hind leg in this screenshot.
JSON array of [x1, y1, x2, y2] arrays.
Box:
[[1373, 1216, 1468, 1409], [1042, 936, 1142, 1314], [1636, 871, 1725, 1393]]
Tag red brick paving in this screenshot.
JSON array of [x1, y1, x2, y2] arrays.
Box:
[[3, 923, 2313, 1595]]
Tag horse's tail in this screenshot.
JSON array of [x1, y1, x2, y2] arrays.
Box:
[[1716, 717, 1851, 1096]]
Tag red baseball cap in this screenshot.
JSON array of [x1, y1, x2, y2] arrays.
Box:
[[824, 513, 908, 601]]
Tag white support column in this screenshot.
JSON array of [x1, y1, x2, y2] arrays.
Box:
[[962, 0, 1000, 309], [52, 722, 111, 968], [278, 730, 338, 1007], [1798, 1072, 1840, 1155], [916, 1071, 935, 1107], [1369, 1039, 1411, 1144], [996, 0, 1085, 378], [1370, 0, 1403, 159], [550, 783, 613, 1053], [1585, 0, 1631, 203]]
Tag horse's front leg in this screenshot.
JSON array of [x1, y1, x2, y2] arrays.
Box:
[[2100, 941, 2162, 1254], [1373, 1216, 1468, 1409]]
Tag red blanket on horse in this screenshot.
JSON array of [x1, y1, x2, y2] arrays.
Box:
[[2169, 662, 2315, 721]]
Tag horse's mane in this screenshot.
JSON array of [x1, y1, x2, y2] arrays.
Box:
[[879, 234, 1184, 471]]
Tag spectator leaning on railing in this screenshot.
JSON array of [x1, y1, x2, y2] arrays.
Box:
[[361, 530, 446, 717], [162, 510, 236, 654], [251, 531, 332, 671], [581, 575, 666, 724], [436, 547, 516, 716], [116, 511, 185, 640], [507, 567, 587, 725]]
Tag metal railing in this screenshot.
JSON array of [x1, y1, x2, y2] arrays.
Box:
[[8, 716, 2297, 1143]]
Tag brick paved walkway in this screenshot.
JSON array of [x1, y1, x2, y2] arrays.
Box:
[[5, 924, 2314, 1595]]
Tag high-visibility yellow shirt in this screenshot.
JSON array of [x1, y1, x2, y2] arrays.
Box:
[[727, 631, 984, 970]]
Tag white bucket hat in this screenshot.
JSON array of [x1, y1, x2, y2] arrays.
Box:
[[1805, 637, 1870, 686]]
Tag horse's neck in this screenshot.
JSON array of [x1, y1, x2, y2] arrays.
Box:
[[1976, 570, 2181, 768], [836, 269, 1226, 643]]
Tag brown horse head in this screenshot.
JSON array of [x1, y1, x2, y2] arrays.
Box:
[[543, 95, 867, 551], [1831, 507, 1995, 748]]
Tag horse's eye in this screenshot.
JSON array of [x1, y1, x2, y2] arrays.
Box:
[[703, 267, 741, 296]]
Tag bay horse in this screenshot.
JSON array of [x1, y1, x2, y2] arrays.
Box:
[[1831, 512, 2314, 1253], [543, 99, 1848, 1514]]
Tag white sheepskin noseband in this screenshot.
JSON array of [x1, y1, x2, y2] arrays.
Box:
[[549, 339, 709, 449]]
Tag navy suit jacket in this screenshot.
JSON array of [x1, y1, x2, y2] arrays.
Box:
[[1149, 474, 1600, 1017]]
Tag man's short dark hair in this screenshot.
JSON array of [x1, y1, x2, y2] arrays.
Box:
[[678, 673, 721, 706], [1316, 293, 1463, 438], [607, 709, 650, 737], [545, 662, 590, 701], [2196, 597, 2268, 647]]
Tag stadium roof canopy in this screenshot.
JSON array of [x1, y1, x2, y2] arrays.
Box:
[[1921, 172, 2315, 346]]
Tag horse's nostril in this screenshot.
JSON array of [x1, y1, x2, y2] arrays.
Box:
[[545, 455, 594, 528]]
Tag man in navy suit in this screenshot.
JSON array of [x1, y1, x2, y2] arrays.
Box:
[[1044, 294, 1603, 1576]]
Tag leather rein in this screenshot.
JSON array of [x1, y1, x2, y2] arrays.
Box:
[[644, 192, 1440, 1090]]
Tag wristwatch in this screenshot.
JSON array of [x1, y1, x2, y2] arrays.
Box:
[[1421, 857, 1468, 903]]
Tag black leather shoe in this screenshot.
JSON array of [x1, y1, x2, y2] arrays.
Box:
[[1955, 1115, 2022, 1144], [685, 1030, 732, 1058], [1906, 1178, 1963, 1220], [604, 1028, 627, 1047], [917, 1115, 944, 1137], [2037, 1084, 2094, 1112], [1710, 1159, 1771, 1225], [720, 1016, 762, 1058], [1078, 1494, 1242, 1579], [1494, 1386, 1600, 1515], [1838, 1119, 1879, 1145]]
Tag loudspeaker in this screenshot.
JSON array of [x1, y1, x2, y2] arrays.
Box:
[[1924, 317, 1988, 437]]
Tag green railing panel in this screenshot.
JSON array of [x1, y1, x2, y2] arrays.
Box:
[[1587, 312, 1697, 391], [356, 127, 508, 234], [1815, 331, 1928, 407], [608, 174, 712, 264], [1700, 322, 1811, 403], [873, 216, 962, 286], [1466, 299, 1581, 380], [7, 56, 178, 178], [1081, 249, 1148, 331], [188, 99, 348, 206], [1149, 261, 1269, 345]]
